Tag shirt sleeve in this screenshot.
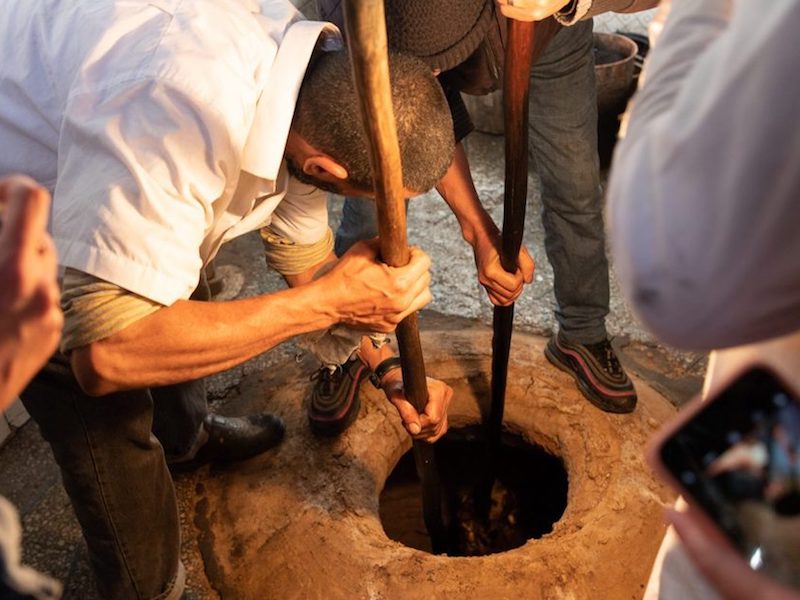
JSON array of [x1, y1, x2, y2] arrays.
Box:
[[266, 175, 330, 246], [52, 76, 244, 306], [607, 0, 800, 350], [60, 268, 163, 353]]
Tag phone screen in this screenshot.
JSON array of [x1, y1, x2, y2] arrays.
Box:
[[658, 367, 800, 587]]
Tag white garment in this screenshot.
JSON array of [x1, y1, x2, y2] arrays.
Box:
[[0, 496, 62, 599], [0, 0, 339, 305], [643, 330, 800, 600], [608, 0, 800, 351]]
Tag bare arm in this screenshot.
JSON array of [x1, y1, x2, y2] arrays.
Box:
[[72, 240, 432, 395], [282, 251, 337, 288], [437, 143, 534, 306]]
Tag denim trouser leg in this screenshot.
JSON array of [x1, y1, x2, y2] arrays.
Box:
[[151, 379, 207, 460], [152, 278, 209, 459], [334, 196, 380, 257], [20, 362, 186, 600], [529, 19, 610, 344]]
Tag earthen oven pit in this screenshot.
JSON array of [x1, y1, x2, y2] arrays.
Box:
[[195, 318, 676, 599]]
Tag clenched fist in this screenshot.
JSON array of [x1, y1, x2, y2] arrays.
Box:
[[322, 238, 433, 332]]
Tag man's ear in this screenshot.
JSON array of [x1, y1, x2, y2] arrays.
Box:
[[303, 155, 348, 183]]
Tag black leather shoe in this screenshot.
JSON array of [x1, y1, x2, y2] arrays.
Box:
[[184, 413, 285, 467]]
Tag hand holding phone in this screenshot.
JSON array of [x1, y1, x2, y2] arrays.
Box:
[[667, 504, 800, 600], [648, 366, 800, 591]]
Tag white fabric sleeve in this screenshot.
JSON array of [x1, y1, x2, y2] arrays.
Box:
[[607, 0, 800, 350], [266, 175, 331, 245], [52, 77, 242, 305]]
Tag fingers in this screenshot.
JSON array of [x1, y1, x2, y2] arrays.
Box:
[[418, 413, 449, 443], [394, 286, 433, 324], [381, 246, 433, 326], [388, 393, 423, 436], [0, 177, 55, 309], [519, 247, 535, 283], [331, 242, 433, 331], [497, 5, 538, 22], [417, 379, 452, 442], [0, 176, 52, 261], [473, 238, 534, 307], [26, 283, 64, 355], [397, 245, 432, 284], [386, 377, 452, 443], [481, 265, 528, 307]]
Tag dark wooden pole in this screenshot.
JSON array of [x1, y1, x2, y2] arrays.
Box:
[[479, 18, 537, 518], [343, 0, 446, 554]]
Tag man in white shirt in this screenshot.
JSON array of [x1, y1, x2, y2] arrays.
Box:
[[0, 0, 456, 597]]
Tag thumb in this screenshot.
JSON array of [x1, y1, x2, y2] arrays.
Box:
[[387, 392, 422, 435], [0, 177, 52, 262]]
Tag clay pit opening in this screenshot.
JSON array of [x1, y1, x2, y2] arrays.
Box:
[[379, 425, 568, 556]]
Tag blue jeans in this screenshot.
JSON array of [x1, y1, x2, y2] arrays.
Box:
[[336, 20, 608, 345]]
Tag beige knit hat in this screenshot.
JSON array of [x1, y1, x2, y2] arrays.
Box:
[[384, 0, 495, 72]]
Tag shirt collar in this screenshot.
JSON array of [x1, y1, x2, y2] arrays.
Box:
[[241, 18, 342, 182]]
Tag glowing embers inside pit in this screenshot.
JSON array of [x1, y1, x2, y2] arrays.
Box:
[[380, 426, 568, 556]]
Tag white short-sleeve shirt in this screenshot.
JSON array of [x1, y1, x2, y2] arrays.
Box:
[[0, 0, 340, 305]]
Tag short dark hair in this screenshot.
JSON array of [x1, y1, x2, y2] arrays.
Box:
[[292, 49, 454, 194]]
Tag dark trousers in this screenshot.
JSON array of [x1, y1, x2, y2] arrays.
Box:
[[529, 19, 609, 345], [21, 359, 205, 599], [21, 277, 211, 598], [20, 278, 213, 598]]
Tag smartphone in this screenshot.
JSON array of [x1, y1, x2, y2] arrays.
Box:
[[648, 366, 800, 586]]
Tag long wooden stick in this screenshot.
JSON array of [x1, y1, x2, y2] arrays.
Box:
[[343, 0, 446, 554], [478, 18, 537, 518]]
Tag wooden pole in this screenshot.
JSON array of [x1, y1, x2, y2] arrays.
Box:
[[342, 0, 446, 554], [478, 18, 537, 519]]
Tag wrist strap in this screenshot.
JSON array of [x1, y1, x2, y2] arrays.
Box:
[[369, 356, 403, 389]]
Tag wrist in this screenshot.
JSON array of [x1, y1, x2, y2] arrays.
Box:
[[304, 275, 345, 330], [462, 215, 499, 248], [369, 355, 403, 389]]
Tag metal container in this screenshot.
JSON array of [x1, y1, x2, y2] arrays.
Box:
[[593, 32, 638, 115]]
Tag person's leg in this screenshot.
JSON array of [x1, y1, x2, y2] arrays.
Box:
[[530, 20, 636, 413], [306, 196, 386, 436], [530, 20, 608, 344], [21, 360, 183, 600], [151, 278, 283, 464], [151, 379, 207, 461], [334, 196, 380, 257]]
